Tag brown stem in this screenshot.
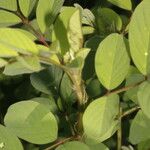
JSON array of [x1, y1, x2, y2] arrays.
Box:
[[105, 80, 145, 96], [44, 136, 80, 150], [6, 2, 50, 47], [121, 106, 140, 118]]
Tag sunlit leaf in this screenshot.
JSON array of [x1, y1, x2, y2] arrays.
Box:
[[4, 101, 58, 144], [83, 94, 119, 142], [0, 125, 23, 150], [129, 0, 150, 75], [95, 33, 130, 90]]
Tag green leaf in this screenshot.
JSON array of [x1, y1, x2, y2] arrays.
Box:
[[0, 28, 39, 55], [36, 0, 64, 33], [0, 0, 17, 11], [124, 74, 144, 103], [52, 7, 76, 55], [67, 9, 83, 54], [86, 79, 103, 98], [95, 33, 130, 90], [0, 11, 21, 27], [83, 35, 102, 80], [137, 81, 150, 118], [107, 0, 132, 10], [129, 0, 150, 75], [129, 110, 150, 144], [16, 29, 37, 41], [0, 58, 7, 68], [82, 9, 95, 26], [88, 143, 109, 150], [60, 73, 76, 105], [31, 97, 58, 114], [56, 141, 89, 150], [68, 48, 90, 69], [4, 101, 58, 144], [30, 66, 63, 95], [0, 125, 23, 150], [95, 8, 122, 35], [83, 94, 119, 142], [138, 139, 150, 150], [4, 56, 41, 76], [19, 0, 37, 17]]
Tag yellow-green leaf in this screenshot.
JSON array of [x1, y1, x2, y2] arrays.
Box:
[[129, 0, 150, 75], [95, 33, 130, 90], [19, 0, 37, 17], [83, 94, 119, 143], [0, 11, 21, 27], [0, 28, 39, 55], [0, 0, 17, 11], [0, 58, 8, 68], [52, 7, 76, 55], [68, 9, 83, 53], [0, 125, 23, 150], [108, 0, 132, 10]]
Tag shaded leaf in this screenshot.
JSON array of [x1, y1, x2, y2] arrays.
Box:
[[36, 0, 64, 33], [4, 56, 41, 75]]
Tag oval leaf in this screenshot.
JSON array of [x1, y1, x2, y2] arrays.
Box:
[[108, 0, 132, 10], [0, 0, 17, 11], [0, 125, 23, 150], [95, 8, 122, 35], [52, 7, 76, 54], [56, 141, 89, 150], [36, 0, 64, 33], [4, 101, 58, 144], [0, 11, 21, 27], [68, 9, 83, 53], [19, 0, 37, 17], [83, 94, 119, 142], [3, 56, 41, 76], [137, 81, 150, 118], [95, 33, 130, 90], [129, 0, 150, 75], [30, 66, 63, 95], [0, 28, 39, 55], [129, 110, 150, 144]]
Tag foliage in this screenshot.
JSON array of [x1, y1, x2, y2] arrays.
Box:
[[0, 0, 149, 150]]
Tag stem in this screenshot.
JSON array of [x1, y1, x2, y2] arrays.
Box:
[[24, 22, 49, 47], [117, 107, 122, 150], [105, 80, 145, 96], [121, 106, 140, 118], [44, 136, 80, 150], [65, 114, 75, 136], [39, 57, 87, 132]]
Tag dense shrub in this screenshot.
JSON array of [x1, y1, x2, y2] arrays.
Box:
[[0, 0, 149, 150]]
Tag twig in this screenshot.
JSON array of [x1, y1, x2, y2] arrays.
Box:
[[44, 136, 80, 150], [121, 106, 140, 118], [65, 114, 76, 136], [105, 80, 145, 96], [117, 106, 122, 150]]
